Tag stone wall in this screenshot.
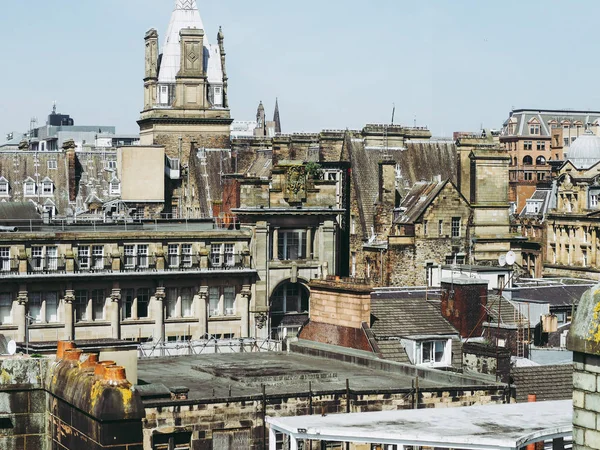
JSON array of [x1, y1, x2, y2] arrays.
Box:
[[144, 383, 507, 450], [573, 352, 600, 449], [308, 279, 371, 329]]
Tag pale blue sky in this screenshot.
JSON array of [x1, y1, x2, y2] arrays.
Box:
[[2, 1, 600, 138]]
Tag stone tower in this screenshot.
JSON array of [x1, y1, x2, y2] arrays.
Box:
[[138, 0, 232, 217]]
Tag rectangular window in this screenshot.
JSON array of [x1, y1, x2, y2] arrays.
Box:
[[537, 172, 545, 181], [278, 230, 306, 260], [0, 293, 11, 324], [122, 288, 134, 320], [181, 244, 192, 267], [31, 246, 43, 271], [92, 245, 104, 270], [438, 220, 443, 237], [105, 160, 117, 170], [124, 245, 135, 268], [591, 195, 598, 208], [91, 289, 104, 321], [29, 293, 43, 323], [42, 182, 53, 196], [351, 253, 356, 277], [46, 292, 58, 323], [209, 287, 220, 317], [224, 243, 235, 266], [46, 246, 57, 271], [451, 217, 461, 238], [0, 247, 10, 272], [224, 287, 235, 316], [523, 141, 532, 150], [24, 182, 35, 196], [564, 137, 569, 147], [168, 244, 179, 268], [48, 160, 57, 170], [0, 182, 8, 196], [78, 246, 90, 270], [137, 288, 150, 318], [74, 290, 88, 321], [529, 125, 540, 135], [181, 287, 193, 318], [211, 244, 222, 267], [137, 245, 148, 268], [421, 340, 446, 364], [423, 220, 428, 236], [351, 216, 356, 235], [524, 172, 533, 181], [536, 141, 545, 151], [166, 288, 178, 318]]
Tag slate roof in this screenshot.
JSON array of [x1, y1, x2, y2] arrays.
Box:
[[370, 296, 459, 338], [192, 149, 233, 217], [511, 364, 573, 403], [394, 180, 446, 224], [485, 295, 526, 327], [0, 202, 41, 221], [349, 138, 457, 239], [502, 109, 600, 138], [375, 340, 410, 364], [508, 284, 595, 308], [518, 189, 552, 219], [245, 149, 273, 178]]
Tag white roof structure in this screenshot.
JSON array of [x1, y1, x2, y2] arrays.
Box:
[[267, 400, 572, 450], [158, 0, 223, 85], [568, 131, 600, 169]]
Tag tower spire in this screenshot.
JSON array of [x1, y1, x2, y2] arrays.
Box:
[[273, 98, 281, 134]]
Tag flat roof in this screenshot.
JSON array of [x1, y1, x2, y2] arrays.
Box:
[[136, 351, 501, 405], [267, 400, 572, 450]]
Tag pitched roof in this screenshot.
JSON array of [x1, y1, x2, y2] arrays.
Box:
[[511, 364, 573, 403], [375, 340, 410, 364], [0, 202, 40, 221], [349, 138, 457, 239], [394, 180, 446, 225], [485, 295, 526, 327], [502, 109, 600, 138], [518, 189, 552, 219], [370, 296, 459, 338], [508, 283, 594, 307]]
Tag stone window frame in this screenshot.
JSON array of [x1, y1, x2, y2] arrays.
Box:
[[416, 338, 452, 367], [23, 178, 36, 197], [523, 140, 533, 150], [451, 217, 461, 238], [0, 177, 9, 197], [208, 285, 237, 317], [40, 178, 54, 197], [47, 160, 58, 170]]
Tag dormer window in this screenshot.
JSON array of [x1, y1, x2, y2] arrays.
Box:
[[0, 178, 9, 197], [526, 200, 541, 214], [23, 178, 35, 197], [40, 178, 54, 196], [528, 118, 541, 135]]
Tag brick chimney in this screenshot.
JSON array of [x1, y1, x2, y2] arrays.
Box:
[[440, 278, 488, 338]]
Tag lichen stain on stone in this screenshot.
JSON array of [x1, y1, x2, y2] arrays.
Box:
[[588, 301, 600, 343], [0, 369, 11, 384]]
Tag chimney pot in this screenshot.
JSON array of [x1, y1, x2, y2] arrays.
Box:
[[63, 348, 83, 362], [56, 341, 75, 359], [79, 353, 99, 369], [94, 360, 117, 377], [104, 366, 127, 383]]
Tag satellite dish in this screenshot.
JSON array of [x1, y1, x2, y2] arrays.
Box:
[[505, 251, 516, 266], [7, 340, 16, 355], [498, 254, 507, 267]]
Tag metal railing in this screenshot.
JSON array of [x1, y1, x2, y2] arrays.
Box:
[[27, 257, 66, 274], [138, 335, 282, 358], [208, 253, 245, 270]]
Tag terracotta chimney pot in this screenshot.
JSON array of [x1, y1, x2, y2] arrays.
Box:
[[63, 348, 83, 361], [94, 360, 117, 377], [56, 341, 75, 359], [104, 366, 127, 383]]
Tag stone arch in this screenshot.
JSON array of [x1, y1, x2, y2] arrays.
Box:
[[269, 278, 310, 339]]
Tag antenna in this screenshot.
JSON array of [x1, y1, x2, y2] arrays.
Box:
[[391, 103, 395, 125], [413, 115, 417, 128], [498, 254, 507, 267]]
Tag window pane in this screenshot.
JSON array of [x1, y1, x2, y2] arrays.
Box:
[[29, 292, 43, 323], [0, 293, 12, 324], [137, 288, 150, 318], [92, 289, 105, 321], [46, 292, 58, 323], [422, 341, 432, 363], [434, 341, 445, 362], [166, 288, 178, 318], [181, 288, 193, 317], [224, 287, 235, 315], [209, 287, 220, 316], [122, 289, 134, 320], [75, 290, 88, 321]]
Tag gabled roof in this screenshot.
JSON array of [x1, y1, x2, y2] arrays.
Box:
[[370, 296, 459, 338], [512, 365, 573, 403], [394, 180, 466, 225], [518, 189, 552, 219]]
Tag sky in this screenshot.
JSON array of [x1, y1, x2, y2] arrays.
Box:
[[2, 0, 600, 139]]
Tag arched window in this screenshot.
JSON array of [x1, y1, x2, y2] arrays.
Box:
[[513, 157, 517, 166], [536, 156, 546, 165], [523, 155, 533, 165]]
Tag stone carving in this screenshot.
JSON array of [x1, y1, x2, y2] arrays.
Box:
[[254, 312, 268, 329], [62, 139, 76, 151], [562, 174, 573, 191], [284, 166, 306, 203], [18, 140, 28, 150]]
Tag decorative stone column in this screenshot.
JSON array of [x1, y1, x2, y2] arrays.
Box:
[[198, 286, 208, 337], [240, 285, 252, 338], [15, 289, 27, 342], [153, 287, 165, 344], [155, 248, 165, 271], [63, 289, 75, 340], [199, 248, 209, 270], [110, 288, 121, 340], [306, 228, 312, 259]]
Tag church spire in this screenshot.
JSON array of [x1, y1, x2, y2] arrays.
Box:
[[273, 98, 281, 134]]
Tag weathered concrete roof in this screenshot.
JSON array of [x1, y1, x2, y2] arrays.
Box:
[[267, 400, 572, 450], [136, 350, 499, 406]]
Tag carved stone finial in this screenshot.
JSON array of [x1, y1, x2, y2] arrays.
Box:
[[62, 139, 76, 151]]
